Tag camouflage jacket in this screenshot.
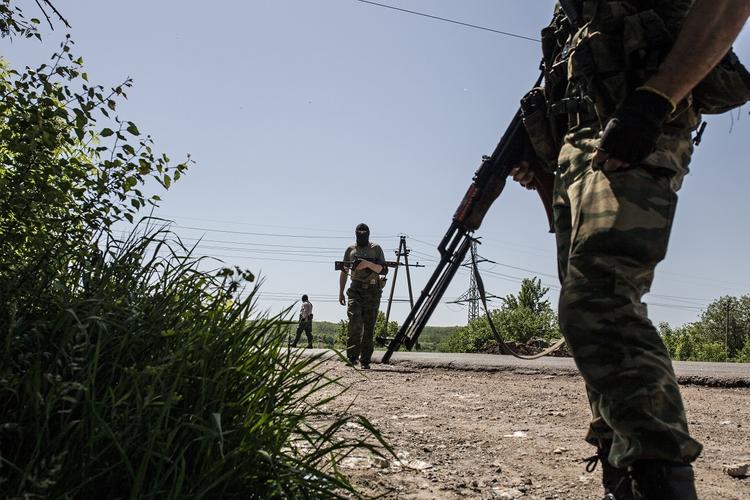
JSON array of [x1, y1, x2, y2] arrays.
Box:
[[343, 243, 387, 284]]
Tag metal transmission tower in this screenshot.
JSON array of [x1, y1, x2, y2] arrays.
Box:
[[467, 252, 480, 321], [451, 240, 495, 323], [376, 235, 424, 346]]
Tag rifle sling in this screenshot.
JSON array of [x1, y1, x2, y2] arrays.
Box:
[[557, 0, 581, 28], [470, 245, 566, 360]]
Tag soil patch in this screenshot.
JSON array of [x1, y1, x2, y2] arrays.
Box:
[[318, 361, 750, 499]]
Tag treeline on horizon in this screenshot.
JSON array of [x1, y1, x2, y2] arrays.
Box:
[[295, 279, 750, 363]]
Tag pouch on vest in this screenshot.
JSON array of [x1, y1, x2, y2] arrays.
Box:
[[622, 9, 671, 75], [521, 87, 561, 173], [692, 49, 750, 115]]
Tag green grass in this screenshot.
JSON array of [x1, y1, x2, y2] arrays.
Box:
[[0, 224, 390, 499]]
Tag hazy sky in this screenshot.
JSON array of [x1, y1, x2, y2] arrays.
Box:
[[5, 0, 749, 327]]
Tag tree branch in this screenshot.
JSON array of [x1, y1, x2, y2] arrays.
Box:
[[33, 0, 71, 30], [42, 0, 71, 28]]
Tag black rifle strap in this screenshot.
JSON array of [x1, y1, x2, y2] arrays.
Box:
[[558, 0, 581, 28], [470, 245, 566, 360]]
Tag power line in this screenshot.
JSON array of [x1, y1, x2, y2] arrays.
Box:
[[648, 302, 704, 312], [132, 224, 739, 308], [145, 238, 722, 308], [486, 261, 558, 280], [174, 225, 356, 239], [147, 250, 333, 265], [139, 253, 712, 313], [647, 293, 712, 306], [353, 0, 540, 42], [173, 235, 345, 251], [657, 270, 750, 290], [155, 213, 355, 236], [187, 244, 340, 257]]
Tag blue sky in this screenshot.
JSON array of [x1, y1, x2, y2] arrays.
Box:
[[5, 0, 749, 327]]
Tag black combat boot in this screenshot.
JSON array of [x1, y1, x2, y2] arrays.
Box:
[[628, 460, 698, 500], [584, 441, 634, 500]]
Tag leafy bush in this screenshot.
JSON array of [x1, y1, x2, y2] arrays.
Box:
[[695, 295, 750, 359], [659, 294, 750, 363], [440, 278, 561, 353], [440, 314, 496, 353], [735, 336, 750, 363]]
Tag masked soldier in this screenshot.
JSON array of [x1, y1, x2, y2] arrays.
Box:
[[510, 1, 750, 499], [339, 223, 387, 369], [291, 294, 313, 348]]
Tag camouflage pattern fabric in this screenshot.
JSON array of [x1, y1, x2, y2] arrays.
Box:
[[346, 285, 382, 363], [344, 243, 386, 284], [553, 124, 703, 468]]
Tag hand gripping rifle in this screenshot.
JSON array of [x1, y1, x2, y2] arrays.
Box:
[[381, 108, 555, 363]]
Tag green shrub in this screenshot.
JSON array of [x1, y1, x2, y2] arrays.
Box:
[[735, 336, 750, 363], [440, 278, 561, 353]]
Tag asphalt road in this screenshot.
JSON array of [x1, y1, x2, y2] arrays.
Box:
[[306, 348, 750, 387]]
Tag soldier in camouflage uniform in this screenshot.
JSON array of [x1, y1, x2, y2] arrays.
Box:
[[511, 1, 750, 498], [339, 223, 387, 369]]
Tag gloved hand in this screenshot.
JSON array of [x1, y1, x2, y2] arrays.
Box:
[[596, 87, 675, 168]]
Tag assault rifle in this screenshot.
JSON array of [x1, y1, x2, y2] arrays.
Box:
[[334, 255, 399, 272], [381, 108, 555, 363]]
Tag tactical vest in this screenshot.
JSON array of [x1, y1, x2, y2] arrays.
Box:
[[345, 243, 384, 284], [522, 0, 750, 170]]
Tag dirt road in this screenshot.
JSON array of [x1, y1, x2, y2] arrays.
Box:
[[318, 360, 750, 499]]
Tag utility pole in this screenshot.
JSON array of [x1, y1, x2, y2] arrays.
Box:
[[725, 300, 731, 358], [377, 236, 424, 346]]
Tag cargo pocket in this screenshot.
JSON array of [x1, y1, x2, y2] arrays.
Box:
[[521, 87, 561, 172]]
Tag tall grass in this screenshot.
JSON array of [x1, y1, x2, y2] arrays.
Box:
[[0, 221, 388, 499]]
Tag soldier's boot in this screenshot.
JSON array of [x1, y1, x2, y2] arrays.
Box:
[[583, 441, 634, 500], [628, 460, 698, 500]]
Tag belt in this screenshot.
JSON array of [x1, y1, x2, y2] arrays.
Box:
[[550, 96, 598, 130], [350, 280, 378, 290]]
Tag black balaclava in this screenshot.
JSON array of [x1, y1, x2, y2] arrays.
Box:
[[301, 294, 308, 302], [355, 223, 370, 247]]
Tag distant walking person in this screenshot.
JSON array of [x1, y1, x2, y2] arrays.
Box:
[[339, 223, 387, 369], [292, 295, 313, 348]]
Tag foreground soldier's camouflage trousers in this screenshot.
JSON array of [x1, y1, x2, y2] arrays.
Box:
[[553, 126, 703, 468], [346, 285, 382, 363]]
